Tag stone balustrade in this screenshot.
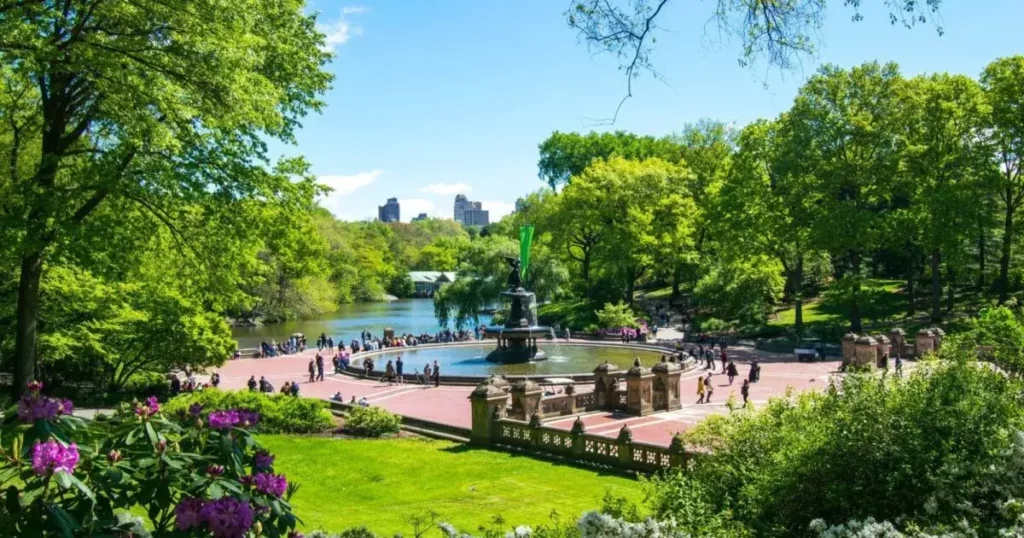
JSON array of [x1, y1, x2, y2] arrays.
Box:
[[837, 326, 944, 368]]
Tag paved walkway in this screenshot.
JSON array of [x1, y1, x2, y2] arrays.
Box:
[[217, 346, 846, 447]]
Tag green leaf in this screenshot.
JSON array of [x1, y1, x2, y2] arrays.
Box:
[[55, 471, 72, 490], [69, 476, 96, 502], [145, 422, 158, 446]]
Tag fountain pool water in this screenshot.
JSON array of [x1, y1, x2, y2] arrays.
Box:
[[369, 343, 665, 377]]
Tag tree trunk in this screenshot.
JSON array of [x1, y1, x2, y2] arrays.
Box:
[[999, 198, 1014, 304], [625, 277, 635, 305], [582, 249, 591, 299], [946, 266, 955, 312], [849, 251, 862, 333], [793, 256, 804, 339], [930, 249, 942, 322], [13, 250, 44, 395], [907, 269, 916, 317], [671, 265, 681, 301], [978, 227, 987, 292]]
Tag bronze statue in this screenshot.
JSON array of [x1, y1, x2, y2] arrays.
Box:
[[504, 256, 522, 291]]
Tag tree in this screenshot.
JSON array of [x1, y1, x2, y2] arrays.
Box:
[[900, 73, 993, 320], [595, 301, 638, 329], [537, 131, 684, 189], [981, 56, 1024, 304], [565, 0, 943, 119], [0, 0, 332, 394], [569, 157, 699, 304], [787, 62, 905, 332]]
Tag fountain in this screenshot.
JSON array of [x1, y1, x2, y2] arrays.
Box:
[[484, 255, 551, 363]]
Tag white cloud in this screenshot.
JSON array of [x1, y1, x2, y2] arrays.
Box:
[[419, 183, 473, 196], [318, 20, 362, 52], [398, 198, 435, 221], [342, 5, 368, 15], [481, 200, 516, 221], [317, 170, 383, 218]]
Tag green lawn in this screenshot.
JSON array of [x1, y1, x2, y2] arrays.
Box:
[[259, 436, 640, 536]]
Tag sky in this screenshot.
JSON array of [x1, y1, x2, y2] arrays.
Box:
[[276, 0, 1024, 223]]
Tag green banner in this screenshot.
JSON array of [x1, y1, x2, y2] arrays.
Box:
[[519, 225, 535, 281]]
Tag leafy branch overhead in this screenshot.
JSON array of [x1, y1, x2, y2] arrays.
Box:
[[566, 0, 944, 121]]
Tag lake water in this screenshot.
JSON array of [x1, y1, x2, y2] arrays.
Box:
[[231, 299, 472, 349], [232, 299, 666, 376]]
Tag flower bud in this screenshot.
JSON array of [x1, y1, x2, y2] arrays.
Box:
[[107, 450, 122, 463]]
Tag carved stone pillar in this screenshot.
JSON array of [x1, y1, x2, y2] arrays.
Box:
[[651, 360, 682, 411], [509, 380, 542, 421], [592, 361, 621, 410], [888, 328, 906, 357], [853, 335, 878, 368], [468, 382, 509, 445], [625, 358, 654, 416], [841, 333, 858, 364]]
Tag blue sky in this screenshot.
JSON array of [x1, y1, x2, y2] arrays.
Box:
[[280, 1, 1023, 222]]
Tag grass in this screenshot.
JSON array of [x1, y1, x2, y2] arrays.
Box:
[[639, 286, 674, 301], [259, 436, 640, 536], [537, 299, 599, 330]]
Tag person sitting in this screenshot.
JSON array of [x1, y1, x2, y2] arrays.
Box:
[[331, 391, 343, 401], [358, 396, 369, 407], [289, 382, 300, 397], [280, 381, 291, 394]]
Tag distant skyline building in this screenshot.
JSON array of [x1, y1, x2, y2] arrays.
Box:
[[453, 194, 489, 226], [412, 212, 428, 222], [377, 197, 400, 223]]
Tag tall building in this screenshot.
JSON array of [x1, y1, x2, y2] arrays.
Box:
[[411, 213, 428, 222], [377, 197, 400, 223], [453, 194, 489, 226]]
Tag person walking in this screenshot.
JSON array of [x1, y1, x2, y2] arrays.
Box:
[[396, 356, 404, 384], [696, 375, 705, 404], [741, 379, 750, 405], [720, 349, 728, 371], [327, 336, 334, 353], [706, 348, 715, 370], [316, 354, 325, 382], [385, 360, 396, 386], [726, 360, 738, 385], [308, 359, 316, 383], [895, 355, 903, 378], [704, 373, 714, 403], [432, 360, 440, 387]]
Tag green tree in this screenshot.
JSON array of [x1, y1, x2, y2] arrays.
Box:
[[787, 62, 905, 332], [900, 73, 993, 321], [595, 301, 638, 329], [537, 131, 684, 189], [0, 0, 332, 393], [981, 56, 1024, 304]]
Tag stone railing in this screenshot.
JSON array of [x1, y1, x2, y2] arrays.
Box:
[[539, 394, 576, 417], [491, 417, 684, 473], [574, 391, 598, 411]]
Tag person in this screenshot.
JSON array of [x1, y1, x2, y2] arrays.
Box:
[[350, 395, 356, 405], [289, 382, 300, 397], [211, 372, 221, 388], [259, 376, 270, 393], [424, 363, 432, 384], [385, 360, 396, 386], [706, 347, 715, 370], [720, 349, 728, 371], [741, 379, 750, 405], [308, 358, 316, 383], [318, 332, 326, 351], [331, 391, 343, 401], [327, 336, 334, 353], [749, 359, 761, 383], [726, 360, 738, 385], [280, 381, 291, 395], [696, 375, 706, 404], [895, 355, 904, 377], [432, 360, 440, 387], [396, 356, 404, 384], [704, 373, 714, 403], [316, 354, 325, 382], [879, 353, 889, 372], [358, 396, 369, 407], [245, 376, 256, 392]]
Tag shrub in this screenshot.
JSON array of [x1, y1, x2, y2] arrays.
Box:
[[0, 382, 302, 536], [164, 389, 334, 434], [595, 301, 638, 330], [345, 406, 401, 437]]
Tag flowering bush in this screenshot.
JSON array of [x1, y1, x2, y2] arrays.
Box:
[[163, 389, 333, 434], [0, 381, 303, 537]]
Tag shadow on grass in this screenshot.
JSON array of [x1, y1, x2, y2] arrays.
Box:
[[439, 443, 641, 479]]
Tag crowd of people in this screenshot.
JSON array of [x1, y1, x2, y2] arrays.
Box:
[[246, 375, 302, 397], [170, 369, 220, 396], [681, 343, 761, 406]]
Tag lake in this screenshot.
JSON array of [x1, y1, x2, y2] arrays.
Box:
[[231, 299, 487, 349]]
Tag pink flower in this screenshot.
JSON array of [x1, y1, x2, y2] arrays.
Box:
[[206, 464, 225, 477], [26, 380, 43, 393], [134, 395, 160, 418], [174, 497, 204, 530], [31, 441, 79, 476], [208, 410, 240, 430], [253, 450, 274, 471], [237, 410, 259, 427], [250, 472, 287, 497], [199, 497, 254, 538], [188, 403, 204, 417], [17, 394, 74, 423]]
